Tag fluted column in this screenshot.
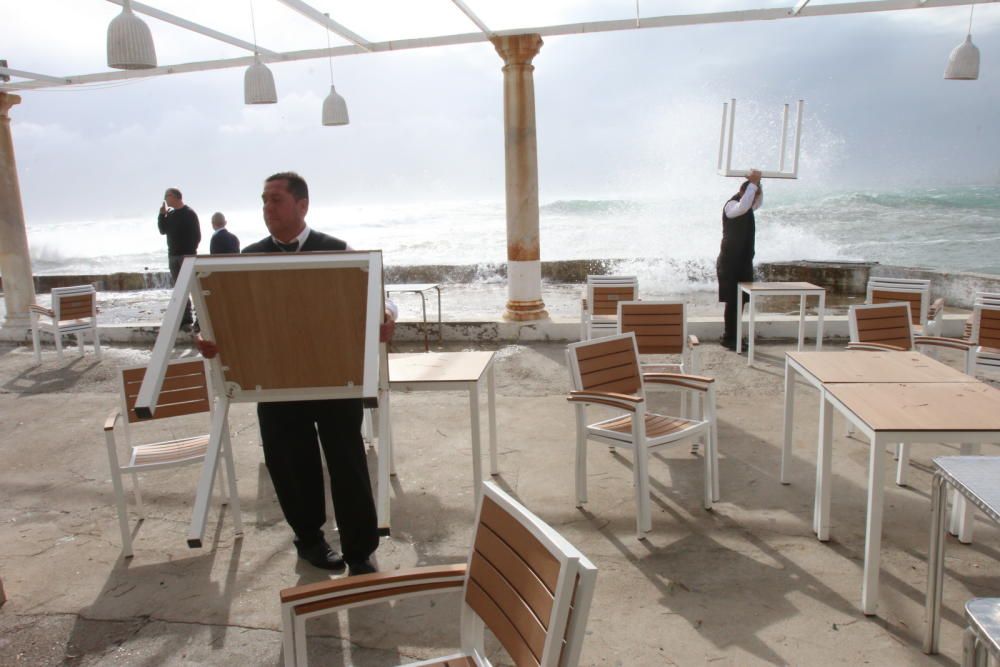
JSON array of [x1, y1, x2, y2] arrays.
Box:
[[492, 34, 548, 321], [0, 92, 35, 328]]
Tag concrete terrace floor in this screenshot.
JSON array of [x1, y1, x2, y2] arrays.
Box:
[[0, 338, 998, 666]]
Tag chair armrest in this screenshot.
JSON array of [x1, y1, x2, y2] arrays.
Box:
[[913, 336, 973, 352], [928, 298, 945, 320], [846, 342, 906, 352], [687, 334, 700, 347], [280, 564, 466, 614], [104, 409, 120, 432], [29, 304, 53, 316], [567, 390, 643, 412], [643, 372, 714, 393]]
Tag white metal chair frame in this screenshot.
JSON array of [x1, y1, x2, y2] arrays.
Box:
[[103, 358, 242, 557], [580, 275, 638, 341], [279, 481, 597, 667], [566, 332, 718, 539], [29, 284, 101, 363], [866, 277, 943, 336]]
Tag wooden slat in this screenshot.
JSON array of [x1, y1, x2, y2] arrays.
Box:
[[127, 399, 211, 422], [466, 580, 541, 667], [473, 523, 554, 625], [479, 497, 560, 592], [854, 305, 909, 320], [574, 336, 632, 361], [132, 435, 209, 466], [126, 386, 207, 410], [281, 564, 467, 604], [623, 323, 682, 335], [580, 364, 640, 393], [295, 581, 457, 616], [599, 413, 691, 438], [980, 310, 1000, 348], [469, 555, 546, 657], [576, 349, 635, 375]]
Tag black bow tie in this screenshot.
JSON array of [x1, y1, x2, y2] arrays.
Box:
[[276, 240, 300, 252]]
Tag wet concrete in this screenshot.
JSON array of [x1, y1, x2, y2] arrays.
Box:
[[0, 339, 997, 665]]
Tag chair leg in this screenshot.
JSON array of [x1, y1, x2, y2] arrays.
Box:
[[77, 332, 85, 357], [30, 312, 42, 363], [634, 443, 651, 536], [92, 324, 102, 359], [574, 408, 588, 506], [130, 471, 145, 519], [54, 328, 64, 359], [895, 443, 910, 487]]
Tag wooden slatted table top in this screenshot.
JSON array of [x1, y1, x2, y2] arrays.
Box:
[[824, 382, 1000, 432], [389, 351, 495, 384], [787, 350, 971, 384], [738, 281, 825, 292]]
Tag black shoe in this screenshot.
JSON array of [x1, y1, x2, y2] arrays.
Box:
[[720, 337, 737, 351], [296, 540, 346, 571], [346, 558, 377, 576]]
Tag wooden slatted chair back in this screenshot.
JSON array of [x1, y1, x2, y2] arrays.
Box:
[[869, 288, 924, 327], [849, 303, 913, 350], [591, 284, 636, 316], [120, 359, 211, 424], [567, 333, 641, 396], [464, 482, 596, 667], [973, 304, 1000, 350], [867, 277, 930, 327], [53, 287, 97, 322], [617, 301, 685, 355]]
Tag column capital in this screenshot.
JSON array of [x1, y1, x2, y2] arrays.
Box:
[[0, 92, 22, 120], [491, 34, 543, 67]]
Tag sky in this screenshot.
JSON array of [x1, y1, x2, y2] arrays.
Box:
[[2, 0, 999, 224]]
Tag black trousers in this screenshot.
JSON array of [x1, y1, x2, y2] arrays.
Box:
[[167, 255, 195, 326], [722, 294, 750, 342], [257, 398, 378, 562]]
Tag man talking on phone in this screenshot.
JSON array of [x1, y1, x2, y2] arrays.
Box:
[[157, 188, 201, 332]]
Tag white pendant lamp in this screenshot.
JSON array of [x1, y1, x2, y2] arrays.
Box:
[[321, 13, 349, 126], [107, 0, 157, 70], [243, 1, 277, 104], [944, 3, 980, 80]]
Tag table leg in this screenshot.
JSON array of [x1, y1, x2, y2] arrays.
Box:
[[781, 359, 796, 485], [816, 293, 826, 350], [861, 433, 888, 615], [376, 388, 392, 532], [420, 292, 429, 352], [470, 382, 483, 507], [435, 286, 443, 343], [187, 394, 230, 548], [815, 392, 834, 540], [798, 294, 806, 351], [747, 292, 757, 366], [736, 286, 744, 354], [924, 473, 949, 654], [950, 443, 979, 543], [487, 365, 498, 476]]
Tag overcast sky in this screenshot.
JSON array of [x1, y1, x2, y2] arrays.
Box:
[[3, 1, 999, 223]]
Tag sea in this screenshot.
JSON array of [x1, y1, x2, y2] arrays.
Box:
[[24, 185, 1000, 299]]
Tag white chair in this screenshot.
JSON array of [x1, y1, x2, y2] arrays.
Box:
[[866, 277, 943, 336], [964, 292, 1000, 340], [566, 332, 718, 539], [580, 275, 637, 340], [279, 480, 597, 667], [966, 303, 1000, 380], [29, 284, 101, 363], [103, 358, 242, 557]]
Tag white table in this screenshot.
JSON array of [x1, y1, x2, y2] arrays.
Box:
[[818, 382, 1000, 615], [736, 281, 826, 366], [386, 283, 442, 352], [376, 351, 498, 532], [925, 456, 1000, 654]]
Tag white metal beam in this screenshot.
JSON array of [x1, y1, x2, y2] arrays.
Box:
[[0, 67, 68, 84], [3, 0, 990, 92], [792, 0, 812, 15], [273, 0, 373, 51], [450, 0, 493, 36], [105, 0, 280, 57]]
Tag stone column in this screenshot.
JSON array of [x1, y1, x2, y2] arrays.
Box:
[[0, 92, 35, 329], [492, 34, 548, 321]]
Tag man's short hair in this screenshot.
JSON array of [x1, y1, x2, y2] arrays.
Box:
[[211, 212, 226, 227], [165, 187, 182, 200], [266, 172, 308, 201]]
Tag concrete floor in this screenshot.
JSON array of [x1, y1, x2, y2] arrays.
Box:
[[0, 339, 997, 666]]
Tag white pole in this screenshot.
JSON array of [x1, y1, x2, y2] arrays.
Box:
[[717, 101, 728, 171], [725, 98, 736, 174], [791, 99, 804, 178], [778, 103, 789, 172]]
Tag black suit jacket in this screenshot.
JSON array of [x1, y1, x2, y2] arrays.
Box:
[[210, 228, 241, 254], [242, 229, 348, 254]]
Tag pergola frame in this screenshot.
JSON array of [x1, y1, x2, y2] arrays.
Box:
[[0, 0, 992, 92]]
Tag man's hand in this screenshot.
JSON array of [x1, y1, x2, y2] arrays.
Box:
[[194, 334, 218, 359], [748, 169, 762, 185], [159, 201, 168, 216], [379, 308, 396, 343]]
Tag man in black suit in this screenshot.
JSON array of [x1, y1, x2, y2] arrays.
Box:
[[197, 171, 395, 576], [209, 212, 240, 254], [157, 187, 200, 330]]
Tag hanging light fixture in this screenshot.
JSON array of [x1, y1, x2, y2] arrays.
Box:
[[944, 2, 980, 80], [321, 12, 349, 126], [244, 1, 277, 104], [107, 0, 157, 70]]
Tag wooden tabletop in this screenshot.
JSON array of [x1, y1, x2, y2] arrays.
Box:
[[389, 351, 494, 384], [787, 350, 971, 384], [824, 382, 1000, 432], [739, 281, 824, 292]]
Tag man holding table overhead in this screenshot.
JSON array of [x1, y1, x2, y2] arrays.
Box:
[[197, 171, 396, 576], [717, 169, 763, 351]]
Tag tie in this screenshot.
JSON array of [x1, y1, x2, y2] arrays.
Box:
[[276, 240, 299, 252]]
